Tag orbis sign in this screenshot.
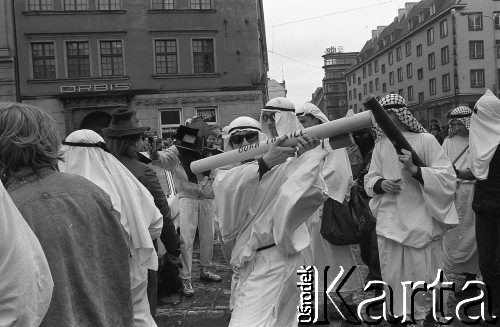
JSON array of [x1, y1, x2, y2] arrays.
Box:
[[60, 84, 130, 93]]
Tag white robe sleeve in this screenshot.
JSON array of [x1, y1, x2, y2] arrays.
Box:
[[213, 163, 261, 244], [364, 141, 384, 198], [1, 187, 54, 327], [322, 146, 353, 203], [273, 148, 329, 254], [159, 146, 180, 171], [419, 134, 459, 225]]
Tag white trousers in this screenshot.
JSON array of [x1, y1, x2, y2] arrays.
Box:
[[131, 280, 157, 327], [229, 246, 304, 327], [179, 197, 215, 280]]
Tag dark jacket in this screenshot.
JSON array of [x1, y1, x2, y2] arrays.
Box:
[[117, 155, 181, 256], [7, 169, 133, 327]]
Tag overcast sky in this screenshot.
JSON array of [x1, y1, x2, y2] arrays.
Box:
[[263, 0, 406, 107]]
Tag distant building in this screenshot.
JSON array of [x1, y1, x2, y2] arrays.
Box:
[[0, 0, 17, 101], [345, 0, 500, 128], [268, 78, 286, 99], [10, 0, 268, 136], [322, 47, 358, 120], [310, 86, 326, 112]]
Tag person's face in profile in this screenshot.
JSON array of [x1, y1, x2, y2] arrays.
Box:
[[450, 120, 468, 136], [297, 114, 321, 128], [261, 112, 278, 137]]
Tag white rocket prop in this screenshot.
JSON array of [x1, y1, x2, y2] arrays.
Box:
[[190, 110, 374, 173]]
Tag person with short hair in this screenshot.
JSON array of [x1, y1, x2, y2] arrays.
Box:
[[365, 94, 458, 325], [0, 102, 134, 327], [103, 108, 180, 317]]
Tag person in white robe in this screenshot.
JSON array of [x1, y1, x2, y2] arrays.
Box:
[[365, 94, 458, 324], [441, 106, 480, 315], [214, 97, 328, 327], [0, 182, 53, 327], [295, 103, 363, 311], [59, 129, 163, 327]]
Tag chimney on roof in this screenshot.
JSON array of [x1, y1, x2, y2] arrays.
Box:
[[372, 30, 378, 41], [377, 26, 386, 36], [405, 2, 418, 17], [398, 8, 405, 21]]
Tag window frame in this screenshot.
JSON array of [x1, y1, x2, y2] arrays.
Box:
[[153, 38, 179, 75], [405, 41, 411, 56], [397, 67, 403, 82], [470, 69, 485, 88], [429, 78, 437, 95], [442, 73, 451, 92], [63, 0, 89, 10], [151, 0, 174, 10], [406, 63, 413, 78], [469, 40, 484, 59], [30, 41, 57, 80], [396, 46, 402, 62], [388, 51, 394, 65], [389, 71, 394, 85], [407, 85, 414, 101], [191, 37, 216, 74], [195, 106, 218, 125], [65, 40, 91, 78], [441, 46, 449, 65], [98, 0, 122, 10], [427, 27, 434, 45], [188, 0, 212, 10], [440, 19, 448, 38], [27, 0, 53, 11], [417, 68, 424, 80], [467, 13, 483, 31], [98, 39, 125, 77], [416, 44, 423, 57], [428, 52, 435, 70]]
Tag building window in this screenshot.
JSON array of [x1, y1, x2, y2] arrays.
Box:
[[388, 51, 393, 65], [358, 93, 362, 101], [396, 46, 402, 61], [470, 69, 485, 88], [100, 40, 124, 76], [381, 64, 386, 74], [374, 60, 379, 73], [375, 78, 379, 91], [159, 108, 182, 138], [63, 0, 88, 10], [389, 71, 394, 85], [417, 68, 423, 80], [419, 11, 424, 23], [348, 90, 352, 100], [28, 0, 53, 11], [398, 89, 404, 97], [352, 74, 356, 84], [354, 104, 358, 111], [151, 0, 174, 9], [368, 63, 372, 76], [497, 40, 500, 58], [407, 86, 414, 101], [99, 0, 122, 10], [31, 42, 56, 79], [418, 92, 424, 103], [195, 107, 218, 124], [469, 40, 484, 59], [397, 67, 403, 82], [406, 63, 413, 78], [363, 67, 367, 78], [189, 0, 211, 9], [468, 13, 483, 31], [155, 39, 178, 74], [363, 83, 367, 95], [192, 39, 214, 73], [495, 12, 500, 29], [440, 19, 448, 38], [427, 28, 434, 45], [405, 41, 411, 56], [347, 77, 351, 86], [408, 19, 414, 30], [441, 46, 449, 65], [66, 41, 90, 78], [353, 88, 357, 97], [428, 52, 435, 70], [442, 73, 451, 92], [429, 78, 436, 95], [417, 44, 422, 57], [358, 77, 361, 85], [382, 83, 387, 93], [430, 3, 436, 16], [369, 81, 373, 93]]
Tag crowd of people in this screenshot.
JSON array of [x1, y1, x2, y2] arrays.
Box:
[[0, 89, 499, 327]]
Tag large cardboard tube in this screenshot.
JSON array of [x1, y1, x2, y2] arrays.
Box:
[[190, 110, 374, 173]]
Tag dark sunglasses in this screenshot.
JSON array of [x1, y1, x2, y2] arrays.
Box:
[[229, 132, 259, 145], [261, 112, 276, 122]]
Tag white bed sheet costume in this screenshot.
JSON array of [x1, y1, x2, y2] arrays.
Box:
[[213, 98, 329, 327], [59, 129, 162, 327], [364, 94, 458, 321], [0, 182, 53, 327], [295, 103, 363, 296]]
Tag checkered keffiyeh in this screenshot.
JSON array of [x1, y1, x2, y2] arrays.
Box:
[[374, 94, 427, 140], [448, 106, 473, 136]]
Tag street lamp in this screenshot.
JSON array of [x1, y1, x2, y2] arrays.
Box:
[[460, 12, 499, 97]]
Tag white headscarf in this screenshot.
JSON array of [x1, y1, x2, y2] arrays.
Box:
[[260, 97, 303, 137], [59, 129, 162, 287], [296, 102, 329, 123], [469, 89, 500, 180], [223, 116, 267, 151], [447, 106, 473, 137], [1, 183, 53, 326]]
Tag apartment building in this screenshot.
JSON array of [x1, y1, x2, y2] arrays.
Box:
[[322, 47, 357, 119], [10, 0, 268, 137], [0, 0, 16, 101], [345, 0, 500, 127]]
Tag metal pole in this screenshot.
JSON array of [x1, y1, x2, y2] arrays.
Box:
[[493, 14, 499, 98]]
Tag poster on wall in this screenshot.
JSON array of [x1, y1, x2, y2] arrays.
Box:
[[196, 107, 218, 124]]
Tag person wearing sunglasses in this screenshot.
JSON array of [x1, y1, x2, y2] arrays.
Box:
[[260, 97, 303, 138], [214, 108, 326, 327]]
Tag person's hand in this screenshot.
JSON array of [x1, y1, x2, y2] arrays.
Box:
[[262, 135, 297, 168], [381, 179, 402, 194], [296, 133, 320, 157], [399, 149, 418, 175]]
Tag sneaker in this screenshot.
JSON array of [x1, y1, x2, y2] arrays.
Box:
[[200, 269, 222, 282], [182, 279, 194, 296]]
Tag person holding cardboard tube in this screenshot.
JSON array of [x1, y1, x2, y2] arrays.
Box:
[[213, 98, 328, 327], [364, 94, 458, 325]]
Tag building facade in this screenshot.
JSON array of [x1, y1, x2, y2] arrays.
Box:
[[322, 47, 358, 119], [267, 78, 286, 99], [12, 0, 268, 137], [310, 86, 326, 112], [0, 0, 17, 101], [345, 0, 500, 127]]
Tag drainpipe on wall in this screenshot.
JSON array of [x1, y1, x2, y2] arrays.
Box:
[[11, 0, 20, 102]]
